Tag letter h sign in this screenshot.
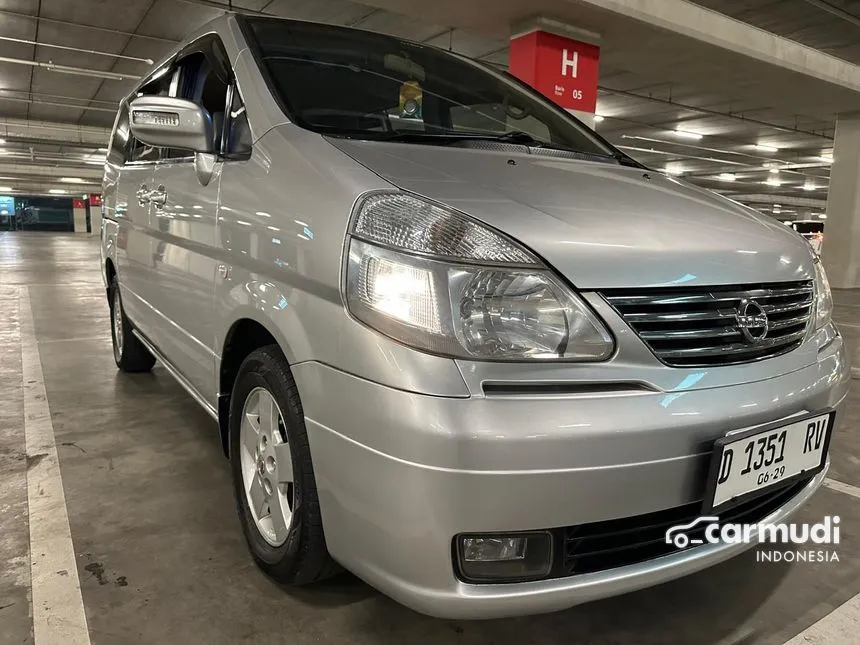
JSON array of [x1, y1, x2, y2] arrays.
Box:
[[508, 30, 599, 112], [561, 48, 579, 78]]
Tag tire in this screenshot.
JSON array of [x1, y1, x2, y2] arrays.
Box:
[[109, 276, 155, 373], [229, 345, 339, 584]]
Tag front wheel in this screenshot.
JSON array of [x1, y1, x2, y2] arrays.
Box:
[[229, 345, 339, 584], [109, 277, 155, 373]]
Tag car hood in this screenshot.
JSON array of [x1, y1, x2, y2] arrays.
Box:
[[328, 138, 815, 289]]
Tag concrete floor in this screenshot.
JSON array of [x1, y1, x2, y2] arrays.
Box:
[[1, 231, 859, 645]]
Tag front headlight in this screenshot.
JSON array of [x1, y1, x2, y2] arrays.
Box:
[[345, 193, 613, 361], [813, 260, 833, 329]]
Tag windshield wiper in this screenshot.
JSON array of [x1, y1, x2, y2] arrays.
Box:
[[439, 130, 570, 150], [323, 128, 632, 163], [611, 151, 646, 169], [463, 130, 549, 146], [328, 128, 562, 148]]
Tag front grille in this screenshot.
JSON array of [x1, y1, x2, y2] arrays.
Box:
[[560, 478, 808, 576], [602, 281, 814, 367]]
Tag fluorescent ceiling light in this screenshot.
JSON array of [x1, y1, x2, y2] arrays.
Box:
[[819, 154, 833, 163], [0, 186, 12, 191], [593, 114, 605, 123], [765, 178, 782, 187], [773, 203, 781, 208], [60, 177, 85, 183], [718, 173, 736, 182], [49, 188, 67, 194], [754, 144, 779, 152], [664, 164, 685, 175], [768, 167, 781, 174], [0, 138, 5, 145], [673, 128, 703, 140], [803, 182, 817, 191], [819, 213, 828, 219], [783, 221, 792, 225]]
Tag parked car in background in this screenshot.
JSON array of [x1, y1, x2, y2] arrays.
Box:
[[790, 220, 825, 254], [100, 13, 849, 619]]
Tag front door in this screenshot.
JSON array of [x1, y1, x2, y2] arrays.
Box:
[[144, 36, 236, 405], [148, 158, 221, 405], [112, 104, 158, 341]]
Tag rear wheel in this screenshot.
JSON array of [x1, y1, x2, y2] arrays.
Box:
[[109, 276, 155, 373], [230, 345, 338, 584]]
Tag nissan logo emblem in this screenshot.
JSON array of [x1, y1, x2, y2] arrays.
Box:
[[736, 299, 769, 343]]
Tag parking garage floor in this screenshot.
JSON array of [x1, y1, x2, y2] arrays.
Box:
[[1, 231, 859, 645]]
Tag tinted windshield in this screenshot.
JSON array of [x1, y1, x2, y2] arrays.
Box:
[[246, 19, 613, 157], [793, 222, 824, 234]]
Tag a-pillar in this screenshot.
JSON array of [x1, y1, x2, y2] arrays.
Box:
[[509, 17, 600, 128], [822, 114, 860, 288]]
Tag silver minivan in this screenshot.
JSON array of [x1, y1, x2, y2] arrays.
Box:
[[100, 14, 849, 619]]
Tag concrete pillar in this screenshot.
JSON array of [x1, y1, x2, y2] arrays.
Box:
[[509, 17, 601, 129], [822, 114, 860, 288], [89, 194, 103, 236], [72, 198, 88, 233]]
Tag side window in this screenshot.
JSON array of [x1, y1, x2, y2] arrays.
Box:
[[171, 39, 251, 160], [163, 48, 230, 159], [108, 106, 132, 165], [124, 36, 250, 163], [129, 135, 161, 164], [127, 67, 175, 163]]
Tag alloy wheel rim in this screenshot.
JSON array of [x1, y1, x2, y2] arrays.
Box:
[[113, 290, 123, 361], [239, 386, 294, 547]]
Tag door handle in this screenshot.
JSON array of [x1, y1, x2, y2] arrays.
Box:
[[149, 185, 167, 209], [136, 184, 150, 206]]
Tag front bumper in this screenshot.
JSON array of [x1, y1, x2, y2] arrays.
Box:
[[292, 337, 849, 619]]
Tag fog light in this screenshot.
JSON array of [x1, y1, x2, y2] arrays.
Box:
[[456, 532, 552, 582], [463, 536, 526, 562]]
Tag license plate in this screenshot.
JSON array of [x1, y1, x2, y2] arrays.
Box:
[[703, 411, 834, 513]]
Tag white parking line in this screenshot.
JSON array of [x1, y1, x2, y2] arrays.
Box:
[[824, 478, 860, 500], [20, 287, 91, 645], [783, 593, 860, 645]]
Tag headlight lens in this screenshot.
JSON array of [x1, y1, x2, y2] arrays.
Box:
[[352, 192, 536, 264], [813, 261, 833, 329], [346, 194, 613, 361]]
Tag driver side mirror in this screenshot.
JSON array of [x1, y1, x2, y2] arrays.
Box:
[[128, 95, 213, 154]]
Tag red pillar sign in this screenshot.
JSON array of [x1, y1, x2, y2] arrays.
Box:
[[509, 30, 600, 114]]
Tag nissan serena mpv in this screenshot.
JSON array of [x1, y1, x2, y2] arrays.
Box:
[[100, 14, 849, 619]]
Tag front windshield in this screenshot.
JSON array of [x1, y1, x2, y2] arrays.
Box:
[[245, 18, 613, 157]]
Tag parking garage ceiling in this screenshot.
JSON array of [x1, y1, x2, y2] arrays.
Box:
[[0, 0, 858, 222]]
